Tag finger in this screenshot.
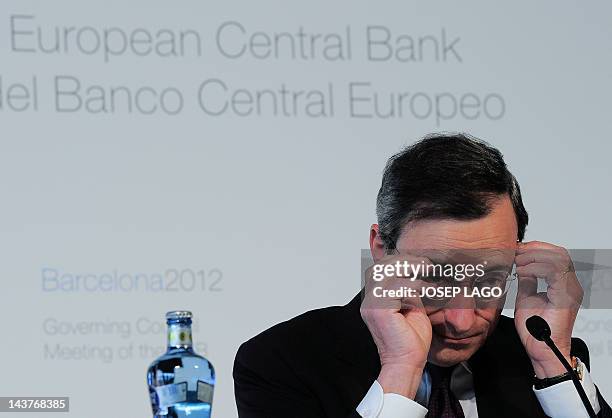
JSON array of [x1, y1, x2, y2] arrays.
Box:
[[516, 262, 556, 279], [375, 255, 434, 276], [517, 262, 576, 293], [516, 241, 561, 254], [515, 249, 565, 267], [363, 275, 425, 310], [370, 254, 436, 283], [516, 274, 538, 301], [515, 263, 582, 308]]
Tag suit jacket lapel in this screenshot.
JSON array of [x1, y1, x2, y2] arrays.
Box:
[[332, 292, 381, 403], [469, 316, 548, 418]]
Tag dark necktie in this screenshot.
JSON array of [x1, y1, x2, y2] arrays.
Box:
[[426, 364, 466, 418]]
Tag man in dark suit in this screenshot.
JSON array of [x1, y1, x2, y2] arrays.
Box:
[[234, 133, 611, 417]]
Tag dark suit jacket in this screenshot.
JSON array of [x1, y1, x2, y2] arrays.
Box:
[[234, 293, 611, 417]]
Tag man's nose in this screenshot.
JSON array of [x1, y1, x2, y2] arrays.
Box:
[[443, 297, 477, 335]]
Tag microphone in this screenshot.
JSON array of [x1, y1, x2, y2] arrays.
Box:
[[526, 315, 597, 418]]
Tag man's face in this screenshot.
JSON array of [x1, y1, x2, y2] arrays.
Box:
[[392, 196, 518, 366]]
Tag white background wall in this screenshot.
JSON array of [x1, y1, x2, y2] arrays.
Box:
[[1, 1, 611, 416]]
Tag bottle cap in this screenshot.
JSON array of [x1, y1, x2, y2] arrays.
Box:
[[165, 310, 193, 320]]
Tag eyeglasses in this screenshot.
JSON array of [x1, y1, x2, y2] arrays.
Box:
[[420, 264, 517, 304]]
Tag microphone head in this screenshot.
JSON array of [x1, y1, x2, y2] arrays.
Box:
[[526, 315, 551, 341]]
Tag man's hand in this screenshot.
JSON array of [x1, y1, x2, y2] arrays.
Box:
[[360, 254, 432, 399], [514, 241, 584, 378]]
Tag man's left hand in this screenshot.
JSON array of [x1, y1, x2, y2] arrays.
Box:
[[514, 241, 584, 378]]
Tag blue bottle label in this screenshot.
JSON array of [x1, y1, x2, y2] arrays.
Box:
[[155, 382, 187, 414], [197, 381, 214, 404]]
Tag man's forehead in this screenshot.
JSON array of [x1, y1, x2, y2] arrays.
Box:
[[398, 248, 515, 265], [396, 196, 519, 249], [397, 220, 518, 250]]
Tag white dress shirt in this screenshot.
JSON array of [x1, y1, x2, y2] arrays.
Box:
[[356, 359, 601, 418]]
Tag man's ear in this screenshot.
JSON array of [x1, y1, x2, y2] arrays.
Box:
[[370, 224, 386, 262]]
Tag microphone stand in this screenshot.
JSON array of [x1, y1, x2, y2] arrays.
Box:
[[528, 315, 597, 418]]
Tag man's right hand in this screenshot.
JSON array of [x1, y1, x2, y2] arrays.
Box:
[[360, 254, 432, 399]]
